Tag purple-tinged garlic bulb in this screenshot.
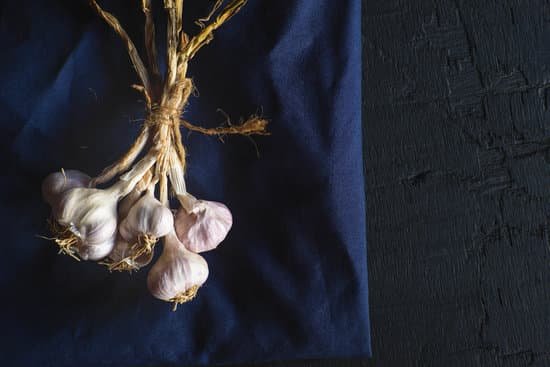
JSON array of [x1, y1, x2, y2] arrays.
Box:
[[168, 152, 232, 253], [147, 231, 209, 310], [174, 196, 232, 253]]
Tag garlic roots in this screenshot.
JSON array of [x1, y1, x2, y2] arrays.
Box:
[[41, 0, 268, 310]]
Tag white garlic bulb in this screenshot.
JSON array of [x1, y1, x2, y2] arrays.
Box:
[[77, 232, 116, 261], [54, 186, 120, 260], [147, 231, 209, 306], [174, 198, 232, 253], [119, 185, 174, 243], [42, 169, 90, 207]]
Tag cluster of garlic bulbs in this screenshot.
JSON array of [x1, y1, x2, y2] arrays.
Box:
[[42, 152, 232, 309], [40, 0, 267, 309]]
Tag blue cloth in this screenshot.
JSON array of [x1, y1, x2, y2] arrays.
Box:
[[0, 0, 370, 365]]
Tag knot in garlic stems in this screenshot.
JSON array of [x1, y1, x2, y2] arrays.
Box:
[[175, 194, 233, 253], [147, 231, 209, 309]]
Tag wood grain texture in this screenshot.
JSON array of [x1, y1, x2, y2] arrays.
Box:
[[364, 0, 550, 366]]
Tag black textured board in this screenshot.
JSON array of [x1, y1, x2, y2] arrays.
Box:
[[363, 0, 550, 366]]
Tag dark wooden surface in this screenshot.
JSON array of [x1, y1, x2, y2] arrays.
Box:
[[363, 0, 550, 366]]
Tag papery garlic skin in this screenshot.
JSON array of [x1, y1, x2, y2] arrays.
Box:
[[55, 186, 120, 260], [108, 236, 133, 263], [118, 188, 142, 221], [175, 199, 232, 253], [105, 235, 153, 271], [147, 232, 209, 302], [119, 187, 174, 242], [42, 170, 90, 207], [77, 234, 116, 261]]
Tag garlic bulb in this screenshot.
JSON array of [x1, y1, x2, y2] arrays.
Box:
[[42, 169, 90, 207], [107, 236, 132, 263], [118, 188, 142, 221], [54, 186, 120, 260], [147, 231, 209, 309], [169, 151, 232, 253], [119, 185, 174, 243], [103, 235, 153, 272], [117, 168, 153, 220], [174, 197, 232, 253]]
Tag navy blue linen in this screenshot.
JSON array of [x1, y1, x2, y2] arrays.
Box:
[[0, 0, 370, 365]]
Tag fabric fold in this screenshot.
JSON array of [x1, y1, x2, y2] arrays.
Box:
[[0, 1, 370, 366]]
